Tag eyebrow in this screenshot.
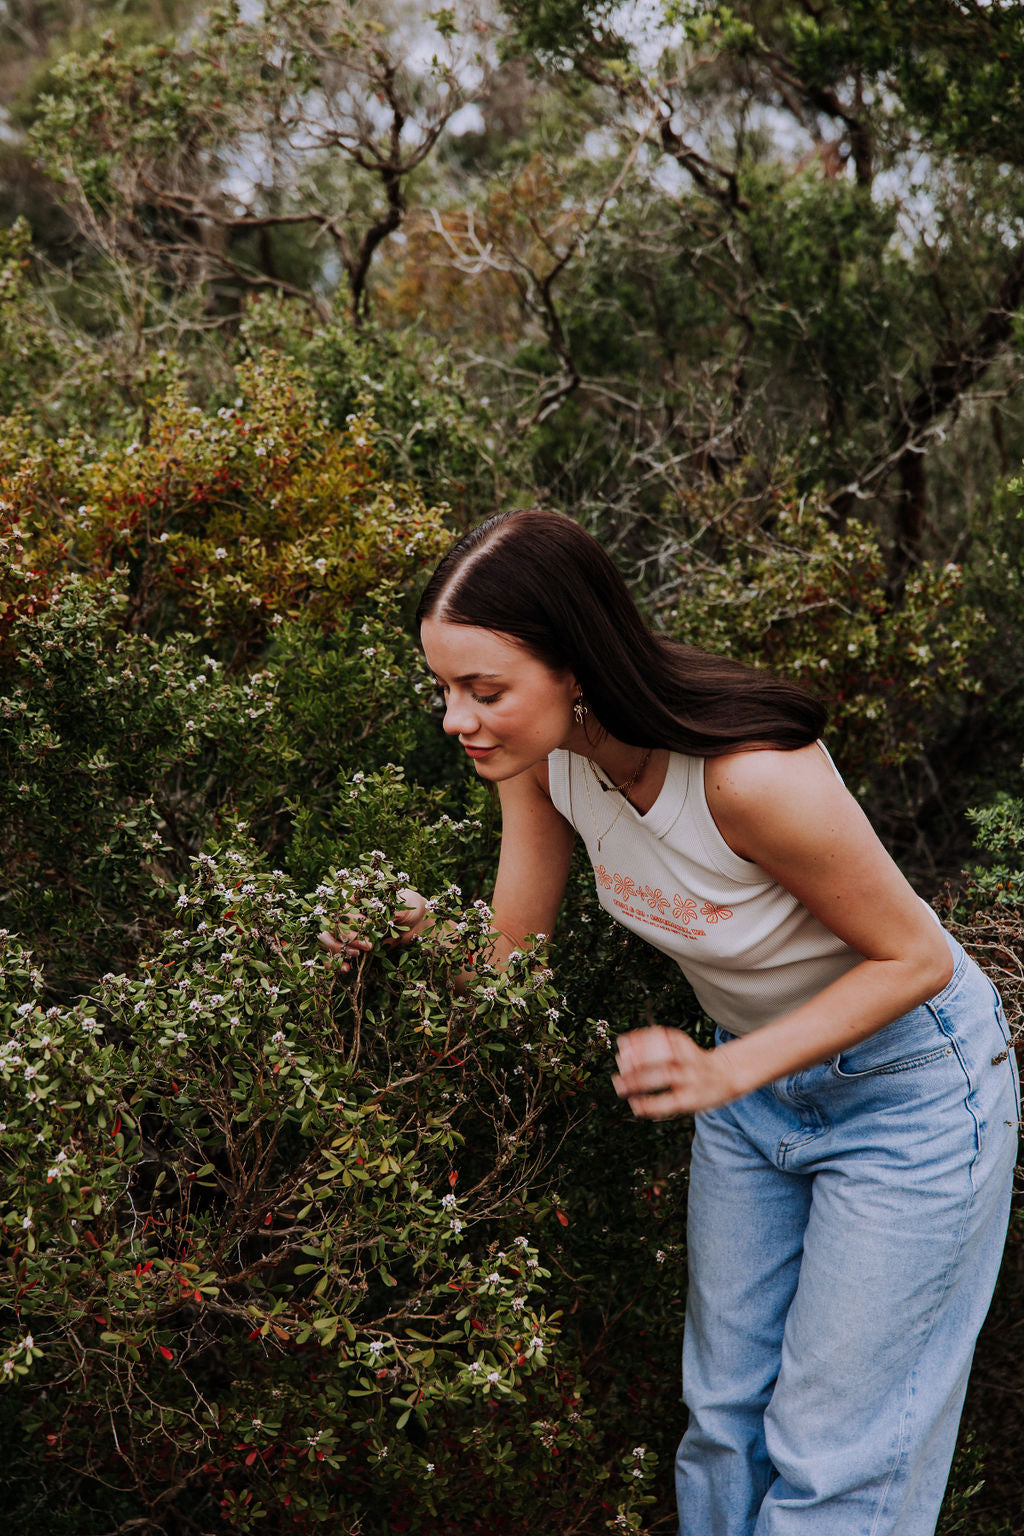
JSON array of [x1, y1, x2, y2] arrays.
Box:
[[430, 670, 503, 684]]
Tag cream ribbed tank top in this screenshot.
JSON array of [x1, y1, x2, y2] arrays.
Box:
[[547, 747, 864, 1036]]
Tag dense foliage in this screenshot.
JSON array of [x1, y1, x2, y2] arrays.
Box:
[[0, 1, 1022, 1532]]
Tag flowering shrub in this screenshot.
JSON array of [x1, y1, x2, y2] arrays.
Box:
[[0, 568, 455, 991], [0, 846, 665, 1533]]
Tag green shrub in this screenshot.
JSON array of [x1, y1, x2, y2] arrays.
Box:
[[0, 837, 669, 1533], [0, 351, 450, 653], [663, 479, 986, 794]]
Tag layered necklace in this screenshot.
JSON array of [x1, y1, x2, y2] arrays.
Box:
[[582, 748, 653, 852]]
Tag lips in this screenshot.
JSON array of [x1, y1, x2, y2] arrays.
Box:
[[463, 744, 497, 759]]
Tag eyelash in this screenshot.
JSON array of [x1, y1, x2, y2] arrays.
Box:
[[433, 683, 501, 706]]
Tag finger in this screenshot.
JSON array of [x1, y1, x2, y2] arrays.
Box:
[[318, 931, 372, 957], [623, 1088, 694, 1120], [612, 1054, 681, 1093]]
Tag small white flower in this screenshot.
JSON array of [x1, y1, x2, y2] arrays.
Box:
[[368, 1340, 385, 1357], [484, 1271, 501, 1284], [313, 558, 327, 574], [214, 547, 228, 559], [467, 1361, 481, 1374], [441, 1193, 457, 1211], [486, 1370, 500, 1385], [632, 1446, 647, 1459]]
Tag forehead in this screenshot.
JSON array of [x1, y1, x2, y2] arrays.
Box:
[[420, 618, 548, 680]]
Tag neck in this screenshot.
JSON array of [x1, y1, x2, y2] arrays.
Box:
[[565, 727, 651, 787]]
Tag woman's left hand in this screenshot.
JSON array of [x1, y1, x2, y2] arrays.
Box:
[[613, 1026, 734, 1118]]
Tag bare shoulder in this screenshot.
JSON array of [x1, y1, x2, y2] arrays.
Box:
[[705, 743, 856, 863], [497, 758, 556, 809], [531, 756, 553, 800], [706, 742, 837, 802]]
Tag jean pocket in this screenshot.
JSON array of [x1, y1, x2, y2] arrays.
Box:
[[830, 1008, 954, 1080]]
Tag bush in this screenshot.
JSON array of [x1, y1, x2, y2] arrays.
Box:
[[0, 836, 673, 1533], [663, 479, 986, 794], [0, 351, 450, 653]]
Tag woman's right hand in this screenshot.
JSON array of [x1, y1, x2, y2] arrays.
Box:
[[318, 887, 429, 972]]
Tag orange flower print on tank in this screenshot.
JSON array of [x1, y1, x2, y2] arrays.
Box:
[[595, 864, 613, 890], [643, 885, 670, 914], [613, 872, 636, 900], [700, 901, 734, 923], [672, 894, 699, 925]]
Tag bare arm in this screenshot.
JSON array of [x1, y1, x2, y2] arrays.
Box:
[[614, 743, 954, 1117]]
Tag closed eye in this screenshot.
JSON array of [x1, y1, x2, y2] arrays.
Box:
[[430, 676, 501, 706]]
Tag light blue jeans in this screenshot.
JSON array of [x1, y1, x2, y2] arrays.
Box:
[[676, 941, 1020, 1536]]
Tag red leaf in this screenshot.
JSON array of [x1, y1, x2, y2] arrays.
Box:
[[263, 1212, 273, 1226], [111, 1113, 122, 1138], [245, 1450, 258, 1467], [555, 1209, 569, 1227], [159, 1346, 174, 1361], [448, 1170, 458, 1188]]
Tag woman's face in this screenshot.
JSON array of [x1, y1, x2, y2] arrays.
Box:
[[420, 617, 578, 780]]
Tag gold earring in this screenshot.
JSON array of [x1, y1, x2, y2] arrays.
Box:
[[573, 697, 587, 726]]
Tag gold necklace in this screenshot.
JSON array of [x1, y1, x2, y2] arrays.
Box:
[[588, 749, 652, 796], [582, 748, 652, 852]]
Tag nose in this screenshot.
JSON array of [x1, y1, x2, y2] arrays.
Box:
[[442, 693, 478, 738]]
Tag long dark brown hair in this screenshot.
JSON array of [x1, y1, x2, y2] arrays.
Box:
[[416, 509, 827, 755]]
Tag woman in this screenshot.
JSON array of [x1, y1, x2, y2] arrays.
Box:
[[324, 509, 1019, 1536]]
